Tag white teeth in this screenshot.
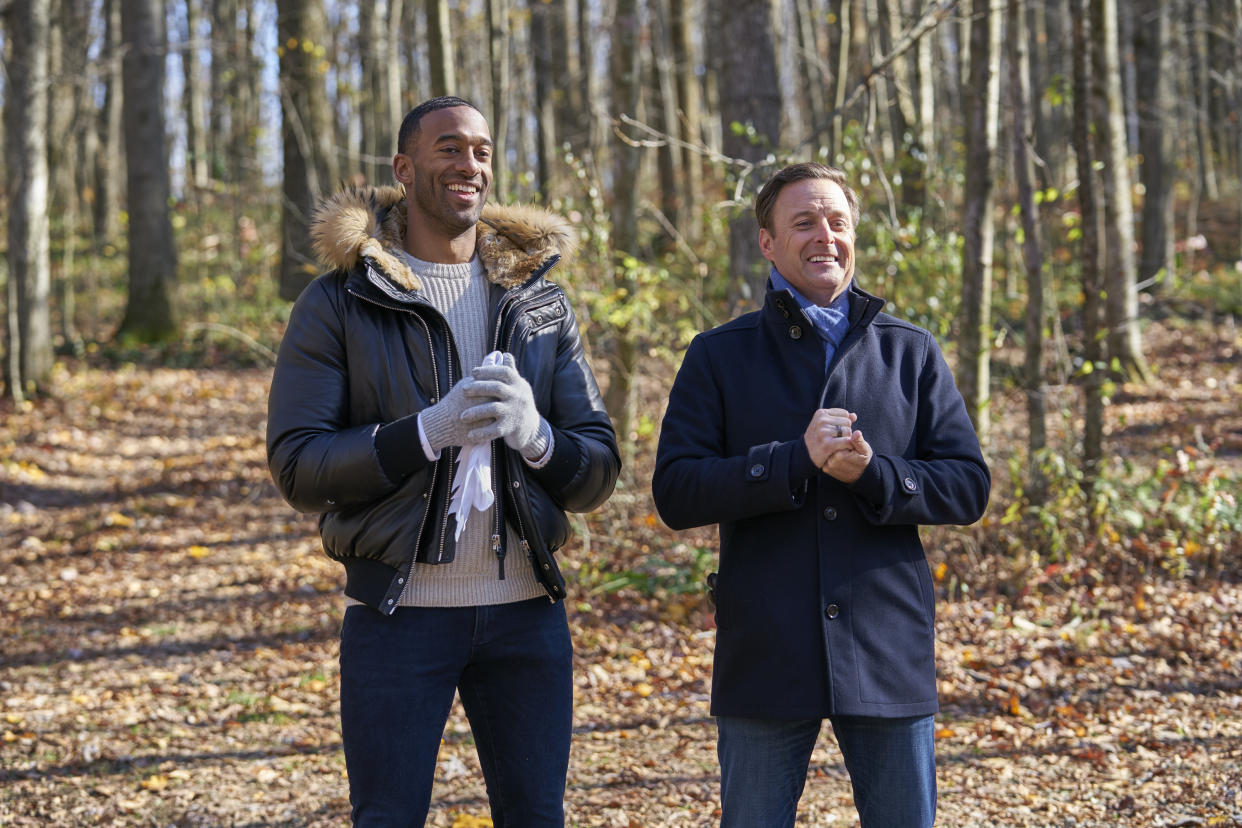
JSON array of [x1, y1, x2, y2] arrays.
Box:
[[448, 184, 477, 193]]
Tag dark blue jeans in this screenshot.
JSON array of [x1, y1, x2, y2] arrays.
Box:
[[718, 714, 936, 828], [339, 598, 572, 827]]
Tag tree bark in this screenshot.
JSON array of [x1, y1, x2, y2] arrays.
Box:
[[715, 0, 782, 303], [1134, 0, 1173, 288], [1072, 0, 1105, 486], [359, 1, 391, 185], [669, 0, 703, 242], [957, 0, 1001, 444], [183, 0, 209, 189], [94, 0, 125, 244], [277, 0, 338, 302], [603, 0, 644, 451], [1091, 0, 1150, 382], [425, 0, 455, 97], [529, 0, 560, 201], [118, 0, 178, 342], [1009, 0, 1047, 503], [486, 0, 510, 200], [4, 0, 55, 398], [650, 0, 681, 244]]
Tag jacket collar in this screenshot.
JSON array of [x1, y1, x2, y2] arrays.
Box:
[[764, 281, 885, 332], [309, 184, 577, 293]]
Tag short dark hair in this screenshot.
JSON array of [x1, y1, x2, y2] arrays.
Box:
[[396, 96, 483, 156], [754, 162, 861, 232]]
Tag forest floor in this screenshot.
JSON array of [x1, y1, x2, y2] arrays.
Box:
[[1, 317, 1240, 827]]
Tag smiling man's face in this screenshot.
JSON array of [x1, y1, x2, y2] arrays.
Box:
[[758, 177, 856, 307], [401, 105, 493, 244]]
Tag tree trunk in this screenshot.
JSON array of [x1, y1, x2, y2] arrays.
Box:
[[1134, 0, 1173, 288], [486, 0, 511, 200], [118, 0, 178, 342], [957, 0, 1001, 444], [1091, 0, 1150, 383], [425, 0, 455, 97], [1072, 0, 1105, 486], [529, 0, 559, 201], [1009, 0, 1047, 503], [603, 0, 644, 452], [1187, 0, 1219, 201], [650, 0, 681, 245], [48, 0, 90, 353], [94, 0, 125, 244], [277, 0, 339, 302], [183, 0, 209, 189], [4, 0, 55, 398], [715, 0, 782, 303], [669, 0, 703, 243], [359, 1, 391, 185]]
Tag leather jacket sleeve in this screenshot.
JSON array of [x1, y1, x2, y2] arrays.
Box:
[[521, 298, 620, 514], [266, 276, 413, 514]]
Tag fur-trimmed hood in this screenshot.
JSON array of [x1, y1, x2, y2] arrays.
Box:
[[309, 185, 578, 292]]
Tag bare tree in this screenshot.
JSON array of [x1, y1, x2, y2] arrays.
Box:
[[118, 0, 178, 342], [3, 0, 54, 399], [277, 0, 339, 301], [957, 0, 1001, 443], [485, 0, 510, 199], [94, 0, 124, 244], [1134, 0, 1173, 288], [530, 0, 560, 201], [426, 0, 455, 96], [183, 0, 209, 189], [1072, 0, 1105, 485], [1092, 0, 1150, 382], [1009, 0, 1047, 502], [359, 1, 392, 185], [714, 0, 782, 303], [604, 0, 644, 450], [669, 0, 703, 243]]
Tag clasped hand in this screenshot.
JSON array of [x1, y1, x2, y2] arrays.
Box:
[[804, 407, 872, 484], [459, 354, 542, 453]]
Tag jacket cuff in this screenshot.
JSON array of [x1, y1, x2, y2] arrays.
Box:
[[847, 455, 886, 508], [788, 438, 819, 485], [375, 413, 433, 481], [418, 403, 458, 454], [521, 418, 554, 468]]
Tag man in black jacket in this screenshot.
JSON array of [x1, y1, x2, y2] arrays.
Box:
[[652, 162, 989, 827], [267, 97, 619, 826]]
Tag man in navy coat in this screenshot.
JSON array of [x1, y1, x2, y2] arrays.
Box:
[[652, 162, 990, 827]]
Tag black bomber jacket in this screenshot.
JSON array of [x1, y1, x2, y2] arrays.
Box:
[[266, 186, 620, 610]]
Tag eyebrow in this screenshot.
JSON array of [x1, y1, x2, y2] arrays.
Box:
[[434, 132, 494, 149]]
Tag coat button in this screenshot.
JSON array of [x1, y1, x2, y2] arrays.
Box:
[[824, 603, 840, 619], [789, 325, 803, 340], [903, 477, 918, 492], [749, 463, 765, 478], [823, 507, 837, 521]]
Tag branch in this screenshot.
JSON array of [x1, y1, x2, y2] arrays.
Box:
[[797, 0, 961, 151]]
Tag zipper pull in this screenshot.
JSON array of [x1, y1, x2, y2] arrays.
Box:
[[493, 533, 505, 580]]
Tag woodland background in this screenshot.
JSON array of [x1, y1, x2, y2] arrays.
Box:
[[1, 0, 1241, 825]]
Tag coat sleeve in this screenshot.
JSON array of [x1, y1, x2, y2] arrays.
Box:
[[652, 334, 807, 530], [524, 300, 621, 513], [847, 331, 990, 526], [266, 276, 404, 514]]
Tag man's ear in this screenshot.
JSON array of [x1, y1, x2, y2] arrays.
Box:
[[758, 227, 774, 261], [393, 153, 414, 186]]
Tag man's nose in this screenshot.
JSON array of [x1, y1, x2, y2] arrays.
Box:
[[457, 152, 482, 175]]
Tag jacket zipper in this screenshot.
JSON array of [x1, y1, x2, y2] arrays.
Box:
[[487, 263, 561, 590], [489, 278, 558, 595], [346, 282, 449, 611]]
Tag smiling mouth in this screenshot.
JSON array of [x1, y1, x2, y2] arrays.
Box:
[[447, 183, 480, 196], [808, 255, 838, 264]]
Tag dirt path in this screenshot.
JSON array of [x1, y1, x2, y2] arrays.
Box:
[[2, 335, 1240, 826]]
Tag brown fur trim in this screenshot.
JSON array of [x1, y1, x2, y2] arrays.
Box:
[[309, 186, 577, 292]]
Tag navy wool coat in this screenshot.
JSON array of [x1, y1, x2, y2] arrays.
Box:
[[652, 283, 990, 719]]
